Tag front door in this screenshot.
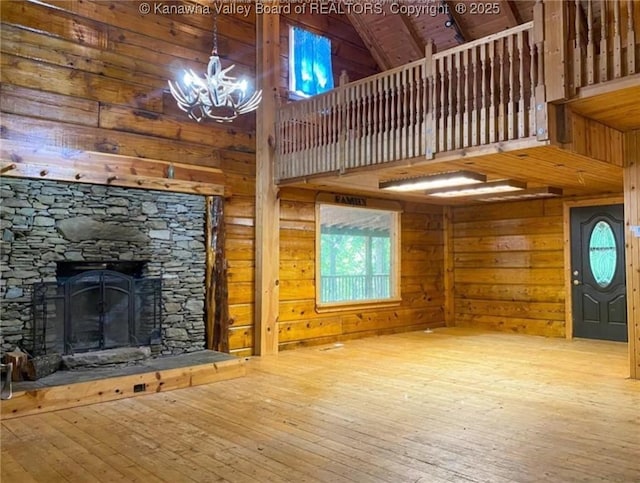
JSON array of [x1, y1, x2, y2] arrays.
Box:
[[570, 204, 627, 342]]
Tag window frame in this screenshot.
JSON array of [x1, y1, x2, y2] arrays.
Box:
[[288, 25, 334, 100], [315, 194, 402, 312]]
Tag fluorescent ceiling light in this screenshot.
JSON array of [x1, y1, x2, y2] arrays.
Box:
[[475, 187, 563, 203], [379, 171, 486, 192], [426, 180, 526, 198]]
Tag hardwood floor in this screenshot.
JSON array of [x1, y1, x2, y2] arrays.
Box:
[[2, 328, 639, 482]]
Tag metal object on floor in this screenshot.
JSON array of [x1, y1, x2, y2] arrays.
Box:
[[0, 363, 13, 400]]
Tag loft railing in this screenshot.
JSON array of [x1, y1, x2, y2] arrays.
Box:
[[275, 0, 640, 182], [568, 0, 638, 93], [429, 22, 543, 155], [276, 21, 544, 181]]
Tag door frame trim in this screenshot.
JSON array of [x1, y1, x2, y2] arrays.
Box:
[[563, 196, 624, 340]]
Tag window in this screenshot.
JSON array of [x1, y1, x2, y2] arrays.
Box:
[[316, 199, 401, 308], [289, 26, 334, 98]]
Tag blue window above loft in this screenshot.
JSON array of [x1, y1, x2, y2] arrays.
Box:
[[289, 26, 334, 98]]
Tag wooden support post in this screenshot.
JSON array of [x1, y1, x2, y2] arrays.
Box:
[[205, 196, 215, 350], [533, 0, 548, 141], [443, 206, 455, 327], [205, 196, 229, 352], [624, 130, 640, 379], [255, 7, 280, 356], [541, 0, 570, 101]]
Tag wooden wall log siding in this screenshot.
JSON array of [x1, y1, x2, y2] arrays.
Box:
[[1, 1, 383, 356], [552, 108, 626, 167], [624, 130, 640, 379], [452, 198, 567, 337], [275, 189, 445, 350]]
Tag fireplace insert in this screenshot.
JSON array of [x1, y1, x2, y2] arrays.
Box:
[[30, 262, 161, 356]]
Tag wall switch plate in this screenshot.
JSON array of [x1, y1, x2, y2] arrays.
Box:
[[630, 225, 640, 238]]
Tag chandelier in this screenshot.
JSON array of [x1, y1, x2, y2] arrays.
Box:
[[168, 14, 262, 123]]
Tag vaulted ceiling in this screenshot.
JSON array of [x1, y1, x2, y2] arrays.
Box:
[[346, 0, 535, 70]]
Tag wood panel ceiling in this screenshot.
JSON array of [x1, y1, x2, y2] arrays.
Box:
[[346, 0, 535, 70], [284, 145, 624, 205]]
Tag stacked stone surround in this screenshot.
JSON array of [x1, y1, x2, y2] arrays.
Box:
[[0, 178, 207, 355]]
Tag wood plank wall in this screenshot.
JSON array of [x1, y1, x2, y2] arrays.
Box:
[[1, 1, 381, 356], [452, 199, 567, 337], [624, 130, 640, 379], [227, 188, 445, 352]]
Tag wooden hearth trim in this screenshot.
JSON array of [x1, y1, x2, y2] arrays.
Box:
[[1, 358, 246, 420]]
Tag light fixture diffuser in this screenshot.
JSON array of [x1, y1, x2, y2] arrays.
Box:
[[474, 187, 563, 203], [425, 180, 526, 198], [379, 171, 486, 192]]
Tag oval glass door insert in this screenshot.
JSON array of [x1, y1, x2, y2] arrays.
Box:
[[589, 221, 617, 287]]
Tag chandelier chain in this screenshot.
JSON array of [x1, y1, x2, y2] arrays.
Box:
[[212, 10, 218, 55]]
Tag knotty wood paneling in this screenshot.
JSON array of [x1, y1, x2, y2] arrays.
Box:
[[452, 198, 567, 337], [1, 1, 380, 356], [624, 130, 640, 379], [273, 189, 445, 350]]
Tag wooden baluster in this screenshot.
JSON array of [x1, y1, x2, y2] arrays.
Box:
[[409, 67, 415, 158], [507, 34, 516, 140], [480, 44, 488, 145], [425, 40, 435, 159], [439, 58, 446, 153], [498, 37, 507, 142], [314, 99, 320, 173], [628, 0, 636, 74], [378, 77, 384, 165], [382, 76, 388, 163], [600, 0, 608, 82], [489, 41, 497, 144], [574, 0, 583, 90], [463, 49, 470, 148], [517, 31, 526, 138], [446, 55, 453, 151], [405, 69, 411, 158], [587, 0, 595, 84], [355, 84, 362, 167], [613, 0, 621, 78], [455, 51, 463, 149], [471, 46, 479, 146], [306, 103, 312, 175], [529, 34, 537, 137], [374, 78, 379, 165], [394, 71, 401, 160], [366, 81, 372, 163]]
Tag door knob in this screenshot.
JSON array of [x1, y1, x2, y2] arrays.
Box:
[[573, 279, 580, 285], [573, 270, 579, 276]]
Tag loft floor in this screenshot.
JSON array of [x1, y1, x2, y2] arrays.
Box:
[[2, 328, 638, 482]]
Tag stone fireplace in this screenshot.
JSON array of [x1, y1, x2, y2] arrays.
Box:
[[0, 178, 207, 356]]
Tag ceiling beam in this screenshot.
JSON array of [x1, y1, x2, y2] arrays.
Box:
[[397, 14, 425, 59], [446, 1, 471, 42], [346, 13, 393, 71], [503, 0, 521, 27]]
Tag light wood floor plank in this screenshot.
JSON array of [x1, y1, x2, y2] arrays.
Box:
[[2, 328, 639, 482]]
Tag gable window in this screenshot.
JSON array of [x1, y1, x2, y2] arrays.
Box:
[[289, 26, 334, 98], [316, 198, 401, 308]]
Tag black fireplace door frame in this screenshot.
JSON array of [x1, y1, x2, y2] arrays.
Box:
[[64, 269, 136, 354]]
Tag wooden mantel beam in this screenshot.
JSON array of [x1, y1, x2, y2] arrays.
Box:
[[0, 140, 226, 196], [254, 6, 280, 356]]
